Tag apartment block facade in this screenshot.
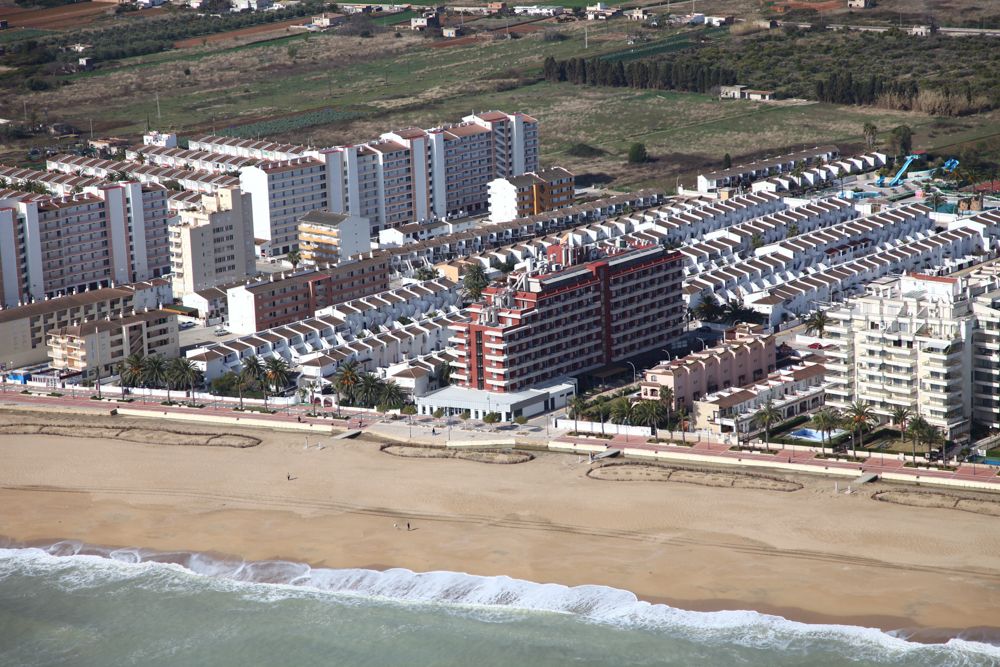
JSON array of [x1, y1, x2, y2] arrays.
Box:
[[641, 324, 776, 410], [47, 308, 179, 381], [184, 110, 539, 244], [226, 252, 391, 334], [449, 244, 684, 393], [297, 209, 371, 266], [488, 167, 575, 223], [823, 273, 990, 444], [0, 180, 175, 308], [0, 279, 171, 369], [169, 188, 256, 297]]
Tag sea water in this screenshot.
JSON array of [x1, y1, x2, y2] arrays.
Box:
[[1, 544, 998, 667]]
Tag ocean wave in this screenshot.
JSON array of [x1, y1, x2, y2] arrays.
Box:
[[1, 542, 998, 665]]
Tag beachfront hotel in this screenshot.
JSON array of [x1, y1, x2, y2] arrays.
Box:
[[822, 272, 1000, 445], [0, 279, 172, 370], [47, 308, 180, 382], [416, 242, 685, 420]]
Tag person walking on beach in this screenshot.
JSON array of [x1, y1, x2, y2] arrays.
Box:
[[287, 473, 292, 481], [407, 522, 411, 531]]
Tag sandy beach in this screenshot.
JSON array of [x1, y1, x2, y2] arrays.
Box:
[[2, 407, 1000, 637]]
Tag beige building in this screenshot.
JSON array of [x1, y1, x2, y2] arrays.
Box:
[[297, 209, 371, 267], [47, 309, 180, 382], [169, 188, 256, 297], [641, 324, 776, 410], [0, 280, 171, 370], [692, 361, 826, 435], [824, 274, 979, 444]]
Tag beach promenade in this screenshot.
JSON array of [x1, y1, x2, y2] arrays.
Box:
[[3, 385, 997, 493]]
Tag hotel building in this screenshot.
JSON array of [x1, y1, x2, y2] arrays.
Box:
[[488, 167, 575, 223], [823, 273, 990, 444], [0, 279, 171, 369], [0, 179, 175, 309], [449, 243, 685, 393], [47, 308, 179, 381], [225, 252, 391, 334], [169, 187, 256, 297], [297, 209, 371, 266]]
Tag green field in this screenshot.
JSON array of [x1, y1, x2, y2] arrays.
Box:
[[10, 17, 1000, 191]]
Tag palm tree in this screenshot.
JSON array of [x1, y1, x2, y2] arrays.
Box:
[[379, 380, 406, 410], [633, 400, 666, 437], [675, 406, 689, 443], [589, 401, 611, 435], [862, 121, 878, 150], [119, 353, 145, 395], [264, 356, 292, 408], [924, 425, 946, 465], [609, 396, 633, 426], [752, 399, 782, 451], [286, 249, 302, 270], [165, 357, 199, 404], [658, 386, 674, 427], [811, 408, 840, 450], [845, 400, 877, 458], [333, 360, 361, 408], [569, 395, 588, 433], [804, 310, 830, 338], [357, 372, 385, 409], [906, 415, 930, 465], [240, 356, 265, 410], [141, 354, 168, 398], [889, 406, 911, 448]]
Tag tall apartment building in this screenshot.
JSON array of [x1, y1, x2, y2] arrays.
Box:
[[0, 181, 175, 308], [238, 158, 328, 255], [449, 243, 684, 393], [488, 167, 575, 223], [297, 209, 371, 266], [226, 252, 391, 334], [185, 110, 539, 245], [640, 324, 776, 410], [47, 308, 179, 382], [169, 187, 256, 297], [0, 279, 171, 369], [971, 268, 1000, 432], [823, 273, 983, 444]]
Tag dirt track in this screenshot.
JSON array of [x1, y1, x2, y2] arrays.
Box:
[[2, 1, 122, 30]]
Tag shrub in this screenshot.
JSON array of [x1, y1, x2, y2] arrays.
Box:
[[460, 411, 470, 420], [514, 416, 528, 425], [627, 143, 649, 164]]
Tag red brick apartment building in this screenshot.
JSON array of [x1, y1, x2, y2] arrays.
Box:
[[450, 244, 685, 392]]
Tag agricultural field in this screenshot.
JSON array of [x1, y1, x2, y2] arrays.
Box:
[[3, 4, 999, 192]]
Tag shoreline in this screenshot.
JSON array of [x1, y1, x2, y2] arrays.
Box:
[[4, 535, 994, 647], [2, 409, 1000, 639]]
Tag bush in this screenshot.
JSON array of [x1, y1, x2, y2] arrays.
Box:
[[514, 416, 528, 425], [460, 411, 470, 420], [433, 408, 444, 418], [627, 143, 649, 164], [48, 392, 63, 397]]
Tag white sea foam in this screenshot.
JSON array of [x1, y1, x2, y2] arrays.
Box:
[[1, 544, 998, 665]]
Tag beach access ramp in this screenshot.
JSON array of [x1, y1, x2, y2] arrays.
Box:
[[854, 472, 879, 485], [594, 448, 621, 460], [336, 429, 362, 439]]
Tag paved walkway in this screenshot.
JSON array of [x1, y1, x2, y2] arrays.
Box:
[[552, 430, 1000, 488], [3, 388, 997, 489]]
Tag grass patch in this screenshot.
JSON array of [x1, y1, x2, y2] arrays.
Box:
[[0, 28, 51, 44]]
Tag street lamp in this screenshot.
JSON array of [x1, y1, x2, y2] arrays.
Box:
[[661, 349, 672, 362], [696, 338, 708, 352], [625, 361, 638, 383]]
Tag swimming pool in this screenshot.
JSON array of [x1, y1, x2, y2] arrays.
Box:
[[789, 427, 846, 442]]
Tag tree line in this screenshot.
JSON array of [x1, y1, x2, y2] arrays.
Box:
[[543, 55, 739, 95]]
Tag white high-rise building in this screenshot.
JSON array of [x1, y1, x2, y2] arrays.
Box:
[[823, 273, 990, 444], [169, 187, 256, 297]]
